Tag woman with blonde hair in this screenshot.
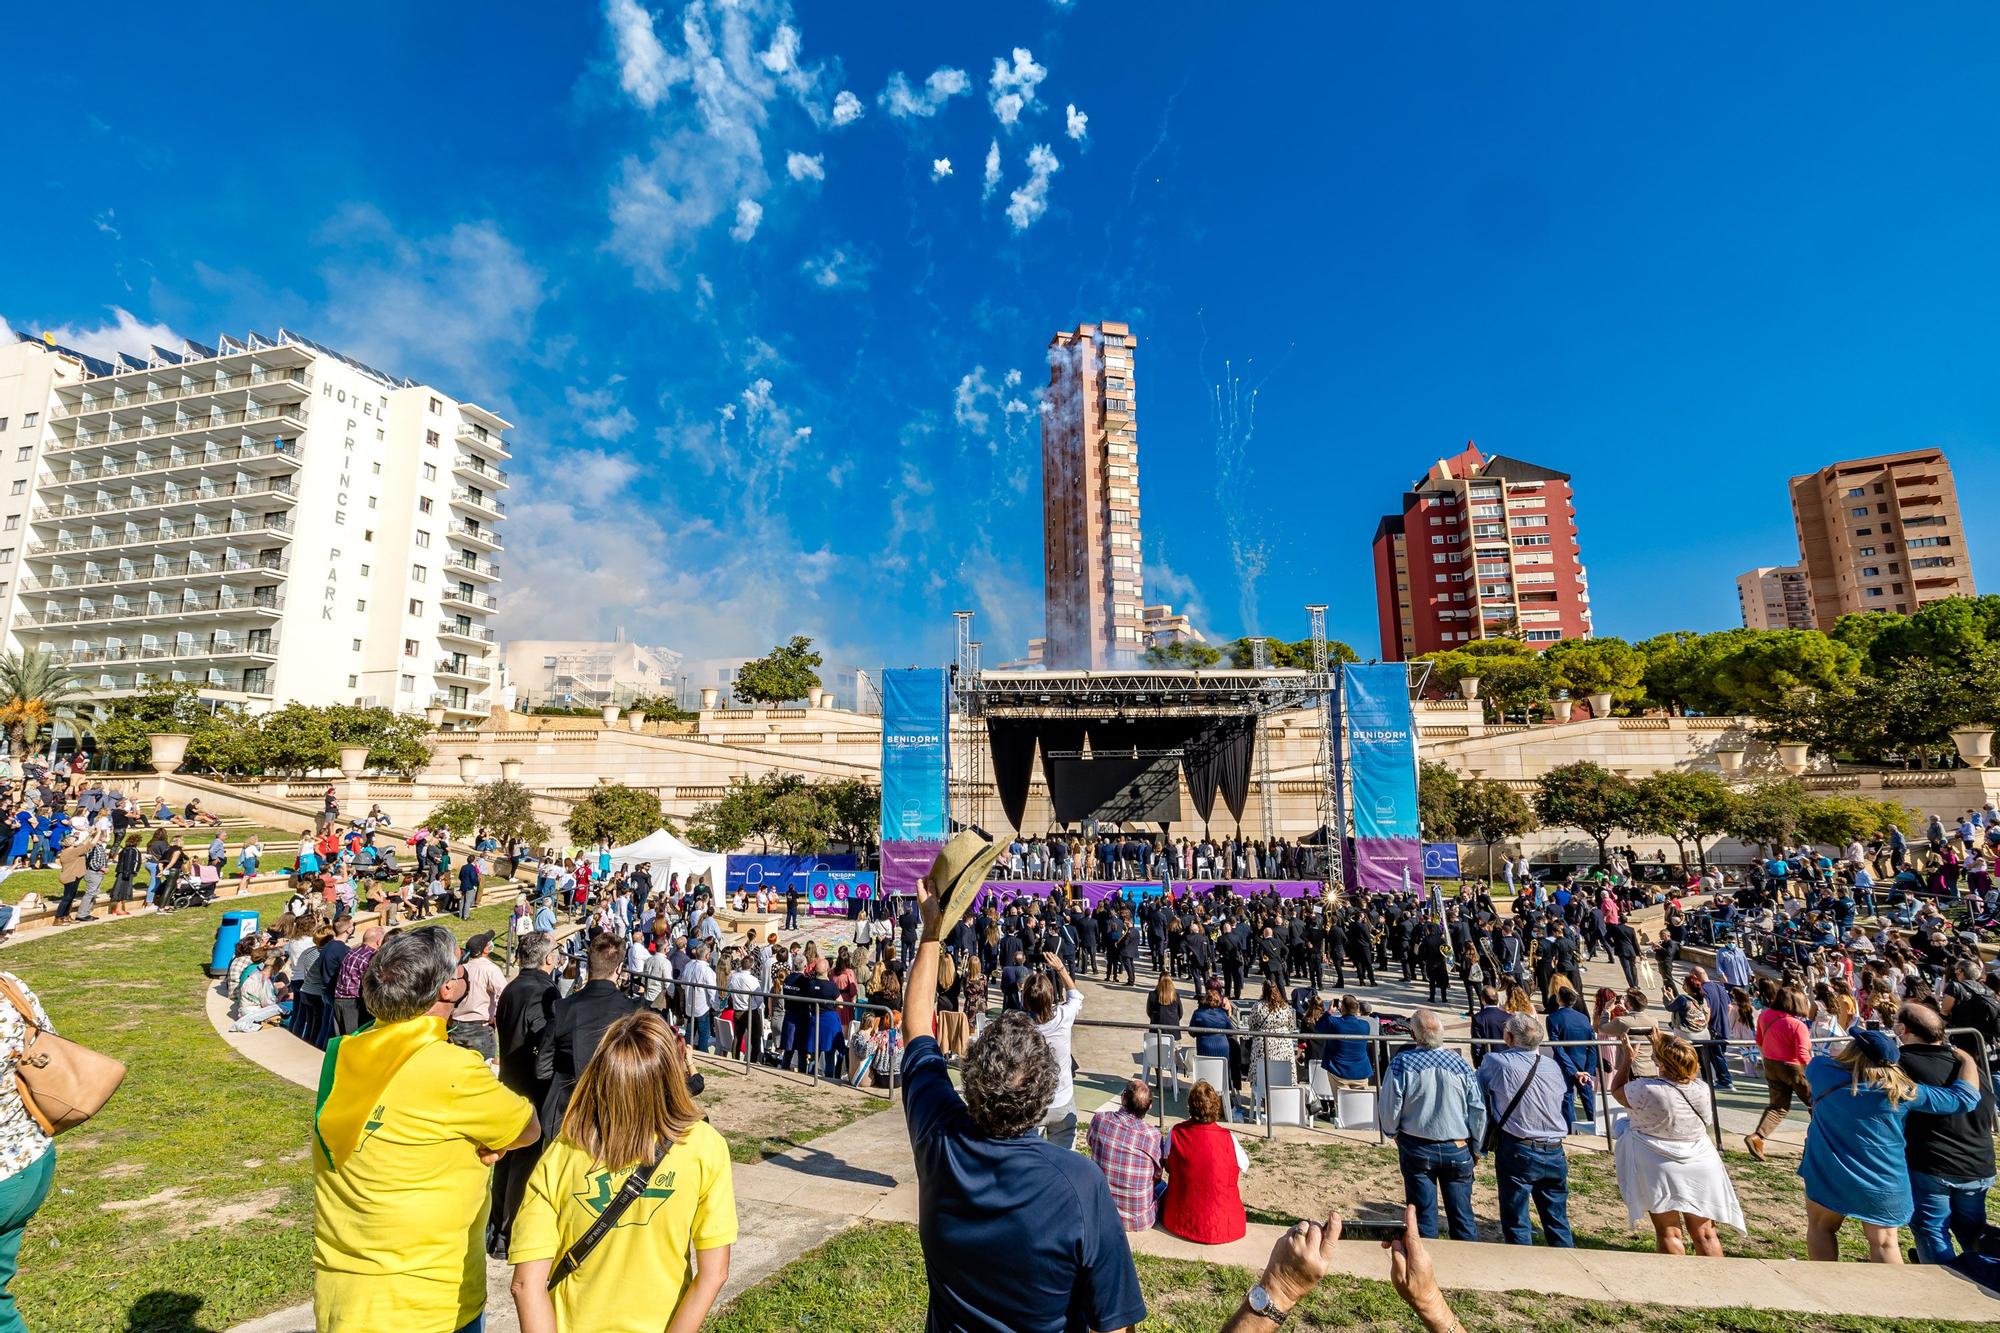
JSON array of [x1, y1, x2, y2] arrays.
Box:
[[509, 1010, 736, 1331], [1609, 1030, 1745, 1256], [1503, 983, 1535, 1016], [1798, 1019, 1980, 1263]]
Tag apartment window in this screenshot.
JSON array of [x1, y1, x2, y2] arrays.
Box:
[[1866, 587, 1885, 598], [1435, 574, 1449, 583], [422, 463, 438, 481], [403, 638, 419, 657], [429, 397, 442, 414], [1510, 515, 1547, 527], [1883, 541, 1897, 552], [1845, 487, 1865, 497], [1877, 503, 1889, 514], [1850, 507, 1869, 518], [1431, 536, 1445, 546], [411, 565, 427, 583], [414, 530, 431, 549], [426, 430, 440, 446], [12, 449, 27, 463], [367, 496, 377, 509], [356, 599, 367, 611], [0, 419, 6, 431], [418, 497, 433, 513], [1861, 566, 1880, 577], [363, 529, 374, 543], [20, 414, 35, 429], [1909, 536, 1950, 548], [1892, 583, 1904, 594], [400, 674, 416, 691], [6, 483, 19, 497], [1856, 527, 1872, 536], [351, 639, 363, 651], [347, 675, 358, 689], [1858, 547, 1876, 557], [359, 564, 370, 576], [407, 598, 423, 616]]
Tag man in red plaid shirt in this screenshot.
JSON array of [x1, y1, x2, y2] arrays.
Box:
[[1086, 1078, 1168, 1231]]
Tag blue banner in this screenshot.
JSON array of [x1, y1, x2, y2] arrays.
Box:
[[1344, 662, 1423, 892], [1423, 843, 1461, 878], [809, 870, 877, 915], [727, 853, 857, 897], [881, 667, 950, 895]]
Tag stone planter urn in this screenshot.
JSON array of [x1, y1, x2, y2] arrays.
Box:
[[424, 705, 447, 729], [1458, 676, 1481, 701], [626, 707, 646, 732], [600, 704, 621, 728], [1550, 698, 1574, 723], [457, 754, 482, 785], [148, 733, 191, 773], [1587, 692, 1613, 718], [499, 757, 523, 784], [1714, 747, 1747, 777], [1776, 742, 1810, 776], [699, 687, 719, 710], [1950, 726, 1995, 769], [337, 745, 370, 781]]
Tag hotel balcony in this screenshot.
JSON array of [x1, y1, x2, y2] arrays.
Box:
[[451, 456, 509, 488], [439, 587, 499, 613], [39, 439, 304, 491], [47, 401, 309, 457], [450, 555, 501, 583], [52, 359, 312, 423], [434, 658, 494, 684], [436, 620, 496, 646], [25, 513, 293, 560], [17, 589, 284, 630], [429, 691, 489, 720], [455, 425, 512, 462], [23, 554, 288, 594], [448, 489, 506, 520], [30, 478, 296, 526], [453, 522, 503, 553], [46, 635, 280, 669]]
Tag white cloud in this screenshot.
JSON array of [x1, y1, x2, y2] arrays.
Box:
[[880, 66, 970, 119], [1006, 143, 1061, 230], [800, 248, 867, 290], [566, 379, 639, 441], [730, 197, 763, 241], [831, 89, 863, 126], [606, 0, 682, 111], [785, 151, 824, 182], [12, 306, 186, 363], [315, 205, 544, 388], [760, 23, 800, 75], [931, 158, 953, 181], [953, 367, 997, 433], [1065, 103, 1089, 141], [981, 139, 1002, 199], [988, 47, 1047, 127]]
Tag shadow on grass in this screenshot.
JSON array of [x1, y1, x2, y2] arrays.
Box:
[[124, 1291, 225, 1333]]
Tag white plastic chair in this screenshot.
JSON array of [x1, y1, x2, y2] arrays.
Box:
[[1308, 1064, 1334, 1101], [1266, 1084, 1312, 1129], [1191, 1054, 1229, 1099], [1141, 1034, 1185, 1099], [715, 1015, 736, 1055], [1335, 1088, 1378, 1132]]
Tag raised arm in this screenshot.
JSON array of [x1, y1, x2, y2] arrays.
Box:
[[904, 877, 942, 1040]]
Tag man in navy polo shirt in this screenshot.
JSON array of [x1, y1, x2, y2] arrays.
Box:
[[903, 872, 1147, 1333]]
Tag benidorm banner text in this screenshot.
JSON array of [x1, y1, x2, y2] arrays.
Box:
[[879, 667, 950, 896], [1343, 662, 1423, 892]]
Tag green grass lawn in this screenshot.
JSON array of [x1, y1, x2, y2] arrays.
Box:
[[6, 894, 515, 1332], [716, 1221, 1995, 1333]]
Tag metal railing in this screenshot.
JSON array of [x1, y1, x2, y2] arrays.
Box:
[[31, 478, 295, 521], [52, 402, 307, 451], [44, 439, 303, 485]]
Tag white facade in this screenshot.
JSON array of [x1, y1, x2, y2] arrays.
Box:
[[503, 637, 683, 708], [0, 330, 509, 717], [1735, 563, 1813, 630]]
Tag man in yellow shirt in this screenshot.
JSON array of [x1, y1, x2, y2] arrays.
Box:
[[313, 925, 540, 1333]]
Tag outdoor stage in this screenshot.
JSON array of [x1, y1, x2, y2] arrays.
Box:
[[970, 879, 1326, 910]]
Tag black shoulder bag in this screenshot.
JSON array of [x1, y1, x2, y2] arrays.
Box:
[[1480, 1053, 1546, 1156], [546, 1140, 670, 1290]]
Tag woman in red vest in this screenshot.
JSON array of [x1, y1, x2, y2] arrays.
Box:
[[1161, 1080, 1248, 1244]]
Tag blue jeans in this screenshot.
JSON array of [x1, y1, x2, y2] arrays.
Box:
[[1563, 1075, 1597, 1127], [1495, 1138, 1573, 1247], [690, 1011, 713, 1053], [1397, 1139, 1476, 1241], [1910, 1170, 1992, 1263]]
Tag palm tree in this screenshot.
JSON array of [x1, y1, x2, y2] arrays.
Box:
[[0, 649, 96, 761]]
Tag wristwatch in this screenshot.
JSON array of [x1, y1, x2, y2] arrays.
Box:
[[1247, 1284, 1290, 1324]]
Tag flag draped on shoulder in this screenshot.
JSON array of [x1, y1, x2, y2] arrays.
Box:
[[313, 1015, 446, 1169]]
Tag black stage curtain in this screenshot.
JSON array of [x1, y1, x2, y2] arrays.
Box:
[[1036, 719, 1087, 797], [986, 718, 1039, 833], [1046, 757, 1183, 825], [1183, 726, 1223, 824], [1217, 719, 1256, 824]]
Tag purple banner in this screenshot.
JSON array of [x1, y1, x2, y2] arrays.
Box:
[[969, 880, 1328, 911]]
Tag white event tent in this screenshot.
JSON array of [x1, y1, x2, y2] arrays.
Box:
[[605, 829, 728, 889]]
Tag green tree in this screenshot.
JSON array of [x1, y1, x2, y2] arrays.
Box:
[[1829, 611, 1904, 664], [683, 776, 765, 853], [1629, 770, 1735, 869], [732, 636, 824, 705], [1413, 649, 1480, 694], [1144, 640, 1224, 668], [0, 648, 97, 760], [1225, 637, 1356, 669], [426, 780, 547, 851], [1722, 779, 1812, 853], [565, 783, 666, 848], [1417, 762, 1461, 841], [1863, 595, 2000, 673], [1761, 647, 2000, 765], [1532, 761, 1635, 866], [1544, 637, 1646, 706], [248, 702, 339, 777], [628, 695, 698, 723], [1478, 656, 1553, 723], [320, 704, 434, 779], [1451, 779, 1537, 875], [1638, 629, 1751, 715], [1706, 629, 1860, 714], [818, 777, 881, 854], [91, 681, 249, 773]]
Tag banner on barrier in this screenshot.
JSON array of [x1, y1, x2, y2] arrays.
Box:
[[1422, 843, 1461, 878], [807, 870, 878, 914], [880, 667, 950, 897], [726, 854, 857, 897], [968, 880, 1329, 910], [1344, 662, 1423, 892]]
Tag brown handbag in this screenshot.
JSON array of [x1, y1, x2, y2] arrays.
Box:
[[0, 974, 126, 1135]]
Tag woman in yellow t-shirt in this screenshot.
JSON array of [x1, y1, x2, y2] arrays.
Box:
[[508, 1011, 737, 1333]]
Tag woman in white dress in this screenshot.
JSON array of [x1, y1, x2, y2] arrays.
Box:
[[1609, 1030, 1745, 1256]]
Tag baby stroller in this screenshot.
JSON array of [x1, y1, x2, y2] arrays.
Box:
[[157, 873, 215, 913]]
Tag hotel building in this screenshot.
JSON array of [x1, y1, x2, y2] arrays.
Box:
[[1735, 564, 1815, 630], [1372, 442, 1591, 659], [0, 328, 509, 719], [1788, 448, 1975, 628], [1041, 319, 1142, 669]]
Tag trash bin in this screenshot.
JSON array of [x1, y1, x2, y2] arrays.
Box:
[[209, 910, 260, 977]]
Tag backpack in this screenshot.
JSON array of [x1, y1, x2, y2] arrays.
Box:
[[1677, 995, 1710, 1034]]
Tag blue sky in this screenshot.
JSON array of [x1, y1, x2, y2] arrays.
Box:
[[5, 2, 1997, 671]]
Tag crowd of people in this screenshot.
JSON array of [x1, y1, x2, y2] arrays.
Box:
[[991, 829, 1327, 882]]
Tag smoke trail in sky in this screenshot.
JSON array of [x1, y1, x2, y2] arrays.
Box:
[[1211, 360, 1268, 636]]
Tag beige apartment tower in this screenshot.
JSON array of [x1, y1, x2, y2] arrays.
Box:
[[1789, 448, 1974, 629], [1041, 320, 1142, 669], [1735, 565, 1814, 630]]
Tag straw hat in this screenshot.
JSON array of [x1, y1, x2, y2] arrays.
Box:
[[927, 830, 1007, 925]]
